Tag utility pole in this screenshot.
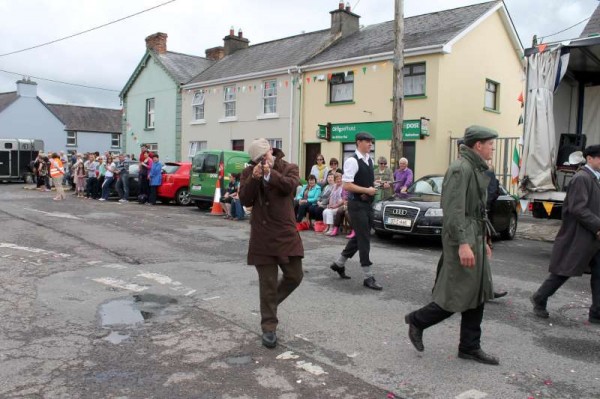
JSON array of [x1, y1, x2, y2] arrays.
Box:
[[390, 0, 404, 170]]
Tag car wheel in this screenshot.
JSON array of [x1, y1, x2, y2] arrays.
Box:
[[175, 187, 191, 206], [501, 213, 517, 240], [375, 230, 393, 239]]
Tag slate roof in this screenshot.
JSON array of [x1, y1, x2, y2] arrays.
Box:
[[306, 1, 499, 65], [0, 91, 18, 113], [46, 104, 121, 133], [580, 4, 600, 38], [188, 29, 333, 84], [157, 51, 215, 83]]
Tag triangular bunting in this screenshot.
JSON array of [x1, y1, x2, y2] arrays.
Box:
[[517, 91, 524, 104], [519, 199, 530, 214], [313, 76, 317, 83], [542, 201, 554, 216], [372, 65, 377, 71], [362, 66, 367, 74], [285, 80, 289, 88], [518, 114, 524, 125], [327, 73, 332, 81], [538, 44, 547, 53], [306, 77, 311, 84]]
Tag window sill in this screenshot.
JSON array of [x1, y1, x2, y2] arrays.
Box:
[[483, 107, 501, 114], [389, 95, 427, 101], [144, 128, 155, 131], [325, 101, 355, 107], [66, 144, 77, 147], [218, 116, 238, 123], [257, 113, 279, 120], [190, 120, 207, 125]]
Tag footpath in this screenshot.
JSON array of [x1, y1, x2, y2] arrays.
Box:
[[516, 214, 561, 242]]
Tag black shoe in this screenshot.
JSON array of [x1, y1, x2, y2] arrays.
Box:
[[330, 263, 351, 279], [493, 291, 508, 299], [363, 276, 382, 290], [530, 295, 549, 319], [458, 349, 499, 365], [262, 331, 277, 349], [404, 314, 424, 352]]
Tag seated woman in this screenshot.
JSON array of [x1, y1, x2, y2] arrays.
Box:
[[309, 172, 335, 223], [322, 173, 345, 236], [221, 173, 244, 220], [294, 174, 321, 223]]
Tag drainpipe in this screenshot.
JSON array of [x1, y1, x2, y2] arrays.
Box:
[[288, 68, 295, 162], [297, 68, 303, 166]]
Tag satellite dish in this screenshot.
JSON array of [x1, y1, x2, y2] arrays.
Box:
[[568, 151, 584, 165]]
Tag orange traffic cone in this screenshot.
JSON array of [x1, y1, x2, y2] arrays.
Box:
[[210, 179, 224, 215]]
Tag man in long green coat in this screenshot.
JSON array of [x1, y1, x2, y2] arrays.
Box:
[[404, 126, 499, 366]]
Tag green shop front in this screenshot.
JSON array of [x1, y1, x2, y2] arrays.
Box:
[[310, 119, 428, 176]]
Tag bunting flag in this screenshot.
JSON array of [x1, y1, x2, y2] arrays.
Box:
[[372, 64, 377, 71], [519, 199, 530, 214], [542, 201, 554, 216], [538, 44, 547, 53], [313, 76, 317, 83], [518, 114, 524, 125], [517, 91, 524, 105], [362, 66, 367, 74], [306, 77, 311, 84], [285, 80, 289, 88], [327, 73, 332, 81], [511, 145, 520, 185]]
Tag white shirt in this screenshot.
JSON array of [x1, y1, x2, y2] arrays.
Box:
[[342, 150, 371, 183], [585, 164, 600, 180]]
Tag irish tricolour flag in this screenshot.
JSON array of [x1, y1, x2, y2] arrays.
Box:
[[511, 145, 520, 185]]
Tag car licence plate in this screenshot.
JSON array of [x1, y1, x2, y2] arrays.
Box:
[[385, 217, 412, 227], [192, 185, 202, 191]]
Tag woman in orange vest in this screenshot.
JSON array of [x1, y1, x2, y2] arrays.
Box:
[[50, 153, 66, 201]]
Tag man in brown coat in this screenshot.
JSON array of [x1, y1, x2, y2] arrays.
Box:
[[239, 138, 304, 348], [531, 144, 600, 323]]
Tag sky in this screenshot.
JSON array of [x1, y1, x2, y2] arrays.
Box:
[[0, 0, 598, 109]]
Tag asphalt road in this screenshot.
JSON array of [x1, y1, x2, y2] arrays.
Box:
[[0, 184, 598, 399]]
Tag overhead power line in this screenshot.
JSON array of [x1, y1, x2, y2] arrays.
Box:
[[0, 0, 177, 58], [538, 16, 591, 41], [0, 68, 119, 92]]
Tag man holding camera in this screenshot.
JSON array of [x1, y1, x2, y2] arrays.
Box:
[[329, 131, 382, 291], [239, 138, 304, 349]]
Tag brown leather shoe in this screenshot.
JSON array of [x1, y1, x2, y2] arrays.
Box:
[[404, 314, 424, 352], [458, 349, 499, 365], [330, 263, 351, 279]]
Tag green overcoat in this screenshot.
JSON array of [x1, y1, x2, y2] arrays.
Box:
[[431, 146, 494, 312]]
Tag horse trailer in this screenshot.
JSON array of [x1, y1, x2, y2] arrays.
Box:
[[0, 139, 44, 182]]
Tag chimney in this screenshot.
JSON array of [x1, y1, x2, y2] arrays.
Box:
[[205, 46, 225, 61], [16, 78, 37, 98], [145, 32, 168, 54], [223, 26, 249, 56], [330, 2, 360, 37]]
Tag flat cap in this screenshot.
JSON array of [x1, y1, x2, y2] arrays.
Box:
[[355, 131, 374, 142], [583, 144, 600, 158], [463, 125, 498, 146]]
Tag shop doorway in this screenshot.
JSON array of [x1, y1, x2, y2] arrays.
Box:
[[304, 143, 321, 180]]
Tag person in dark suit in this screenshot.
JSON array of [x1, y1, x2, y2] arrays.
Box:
[[531, 144, 600, 323]]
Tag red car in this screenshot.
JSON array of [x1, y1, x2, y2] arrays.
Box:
[[158, 162, 192, 205]]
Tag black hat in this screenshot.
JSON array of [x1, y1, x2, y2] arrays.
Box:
[[355, 132, 374, 142], [463, 125, 498, 146], [583, 144, 600, 158]]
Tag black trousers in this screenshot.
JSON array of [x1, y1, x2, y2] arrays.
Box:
[[409, 302, 485, 352], [534, 251, 600, 318], [341, 200, 372, 266]]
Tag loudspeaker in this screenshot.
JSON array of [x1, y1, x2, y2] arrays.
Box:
[[557, 133, 586, 166]]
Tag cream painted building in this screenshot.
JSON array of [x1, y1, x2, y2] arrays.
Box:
[[300, 1, 523, 185]]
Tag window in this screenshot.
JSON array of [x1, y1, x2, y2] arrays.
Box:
[[484, 80, 499, 111], [267, 138, 282, 150], [143, 143, 159, 152], [146, 98, 155, 128], [188, 141, 207, 158], [224, 86, 236, 117], [111, 134, 121, 148], [4, 143, 13, 149], [404, 63, 426, 96], [193, 153, 218, 173], [329, 71, 354, 103], [67, 131, 77, 146], [231, 139, 244, 151], [192, 91, 205, 120], [342, 142, 375, 163], [262, 80, 277, 114]]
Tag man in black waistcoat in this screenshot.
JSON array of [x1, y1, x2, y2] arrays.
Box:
[[329, 132, 382, 290]]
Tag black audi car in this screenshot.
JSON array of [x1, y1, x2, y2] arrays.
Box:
[[372, 174, 518, 240]]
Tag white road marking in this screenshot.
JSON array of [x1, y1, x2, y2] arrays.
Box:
[[202, 296, 220, 301], [137, 272, 181, 285], [102, 263, 128, 270], [87, 260, 103, 265], [455, 389, 488, 399], [92, 277, 148, 292], [295, 361, 328, 376], [23, 208, 81, 220], [0, 243, 70, 258]]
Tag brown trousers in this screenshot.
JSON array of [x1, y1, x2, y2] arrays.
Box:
[[255, 257, 303, 333]]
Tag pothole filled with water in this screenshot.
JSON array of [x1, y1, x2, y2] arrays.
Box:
[[99, 294, 179, 328]]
